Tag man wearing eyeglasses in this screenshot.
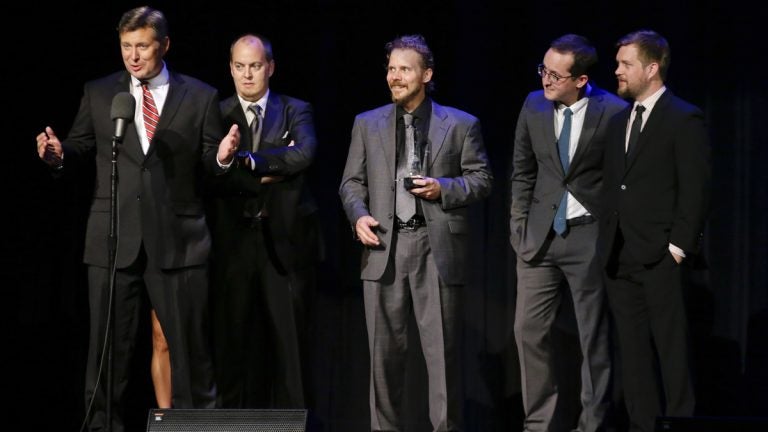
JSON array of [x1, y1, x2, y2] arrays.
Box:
[[510, 34, 627, 432]]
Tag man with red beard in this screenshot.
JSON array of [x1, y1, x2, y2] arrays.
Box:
[[340, 34, 492, 432], [600, 30, 710, 432]]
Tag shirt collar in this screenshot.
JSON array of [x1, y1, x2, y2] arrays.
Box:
[[635, 85, 666, 113], [131, 62, 169, 88], [238, 89, 270, 116], [397, 97, 431, 121], [557, 83, 592, 115]]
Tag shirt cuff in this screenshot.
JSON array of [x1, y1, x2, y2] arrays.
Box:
[[216, 156, 233, 169], [669, 243, 686, 258]]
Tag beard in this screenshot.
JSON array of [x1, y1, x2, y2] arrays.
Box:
[[617, 83, 632, 99], [390, 84, 422, 108], [617, 79, 647, 100]]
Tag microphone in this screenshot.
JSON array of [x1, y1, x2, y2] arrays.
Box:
[[110, 92, 136, 142]]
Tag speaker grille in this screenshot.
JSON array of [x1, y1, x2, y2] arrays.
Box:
[[146, 409, 307, 432]]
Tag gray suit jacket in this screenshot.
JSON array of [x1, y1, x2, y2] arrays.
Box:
[[510, 86, 627, 261], [339, 100, 493, 285]]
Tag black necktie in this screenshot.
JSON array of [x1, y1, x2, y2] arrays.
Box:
[[626, 104, 645, 158]]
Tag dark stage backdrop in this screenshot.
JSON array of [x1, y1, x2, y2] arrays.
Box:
[[6, 1, 766, 431]]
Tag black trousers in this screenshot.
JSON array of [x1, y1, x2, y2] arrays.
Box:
[[605, 250, 695, 432], [85, 245, 215, 432], [211, 221, 311, 409]]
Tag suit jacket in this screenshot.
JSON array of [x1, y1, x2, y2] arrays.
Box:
[[339, 100, 493, 285], [510, 86, 627, 261], [208, 92, 321, 270], [599, 90, 710, 265], [62, 70, 225, 269]]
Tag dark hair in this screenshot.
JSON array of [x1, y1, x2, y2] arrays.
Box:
[[550, 34, 598, 77], [617, 30, 671, 80], [385, 34, 435, 93], [231, 34, 274, 62], [117, 6, 168, 41]]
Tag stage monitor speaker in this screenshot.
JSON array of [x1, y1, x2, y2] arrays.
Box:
[[656, 416, 768, 432], [147, 409, 307, 432]]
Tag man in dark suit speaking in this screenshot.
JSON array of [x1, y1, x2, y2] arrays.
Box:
[[340, 34, 492, 431], [510, 34, 626, 432], [35, 6, 240, 431], [207, 34, 321, 409], [600, 30, 711, 432]]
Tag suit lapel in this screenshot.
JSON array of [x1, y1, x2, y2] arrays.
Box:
[[427, 101, 449, 173], [221, 97, 250, 151], [261, 93, 284, 149], [146, 72, 187, 159], [625, 90, 671, 171], [113, 73, 144, 162], [376, 105, 397, 178], [570, 95, 604, 171], [538, 100, 564, 177]]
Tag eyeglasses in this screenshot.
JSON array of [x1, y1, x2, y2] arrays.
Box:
[[537, 64, 574, 83]]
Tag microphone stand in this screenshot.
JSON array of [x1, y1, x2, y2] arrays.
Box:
[[105, 133, 121, 432]]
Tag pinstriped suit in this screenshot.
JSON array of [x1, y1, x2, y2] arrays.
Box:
[[60, 70, 222, 431]]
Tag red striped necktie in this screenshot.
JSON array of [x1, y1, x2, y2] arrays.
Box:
[[141, 82, 159, 142]]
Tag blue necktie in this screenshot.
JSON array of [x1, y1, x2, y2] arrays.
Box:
[[553, 108, 572, 236]]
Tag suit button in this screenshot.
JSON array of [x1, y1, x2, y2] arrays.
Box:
[[387, 213, 393, 219], [136, 194, 141, 200], [620, 184, 627, 190], [391, 185, 395, 191], [551, 204, 557, 210], [614, 211, 619, 216]]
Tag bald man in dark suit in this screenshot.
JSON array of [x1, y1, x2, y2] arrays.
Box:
[[207, 34, 321, 409]]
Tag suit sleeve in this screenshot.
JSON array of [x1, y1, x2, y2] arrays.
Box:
[[509, 97, 536, 246], [671, 108, 710, 253], [436, 118, 493, 210], [339, 116, 371, 224], [257, 101, 318, 176], [60, 83, 99, 170], [201, 89, 227, 175]]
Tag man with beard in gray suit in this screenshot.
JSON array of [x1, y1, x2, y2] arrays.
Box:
[[340, 34, 492, 432], [510, 34, 627, 432]]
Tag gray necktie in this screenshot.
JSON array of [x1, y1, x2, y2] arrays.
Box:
[[396, 113, 416, 222], [248, 103, 263, 151]]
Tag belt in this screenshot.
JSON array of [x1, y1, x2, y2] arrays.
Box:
[[566, 214, 595, 227], [396, 215, 426, 231]]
